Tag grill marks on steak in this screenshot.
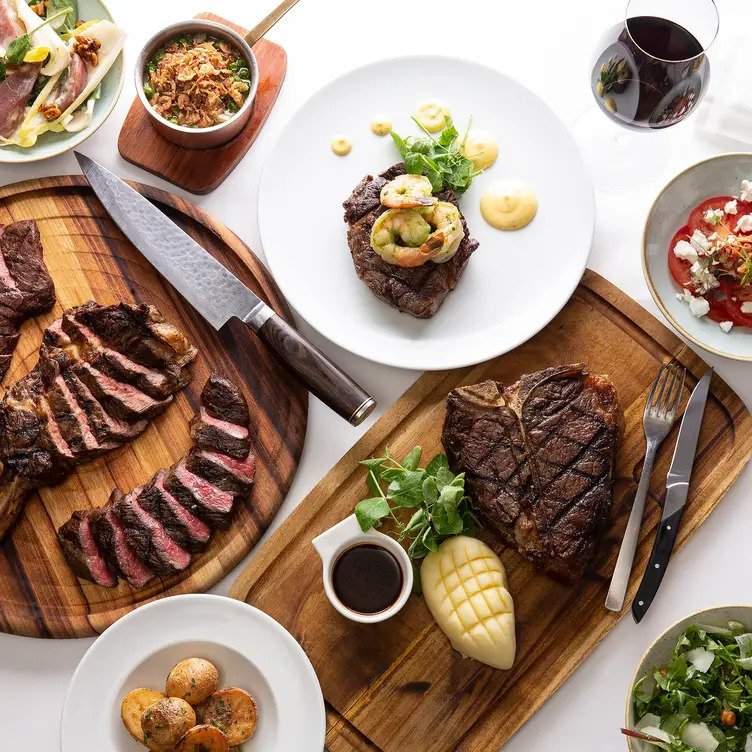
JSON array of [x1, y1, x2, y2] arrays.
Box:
[[58, 375, 256, 588], [0, 221, 56, 381], [0, 302, 197, 540], [343, 164, 478, 318], [442, 365, 620, 582]]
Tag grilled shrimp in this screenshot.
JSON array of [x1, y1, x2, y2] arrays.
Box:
[[370, 201, 465, 267], [420, 202, 465, 263], [380, 174, 437, 209]]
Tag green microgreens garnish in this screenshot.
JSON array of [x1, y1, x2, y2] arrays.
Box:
[[354, 446, 478, 575], [0, 7, 71, 75], [390, 116, 480, 195]]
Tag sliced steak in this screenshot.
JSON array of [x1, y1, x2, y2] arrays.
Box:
[[185, 448, 256, 496], [442, 364, 620, 583], [72, 361, 172, 423], [200, 375, 250, 426], [0, 221, 56, 380], [165, 460, 235, 529], [0, 302, 196, 540], [58, 511, 117, 587], [90, 506, 154, 589], [343, 164, 478, 318], [112, 489, 191, 576], [137, 470, 211, 554], [189, 375, 251, 459]]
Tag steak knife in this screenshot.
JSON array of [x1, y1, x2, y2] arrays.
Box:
[[632, 368, 713, 623], [74, 152, 376, 426]]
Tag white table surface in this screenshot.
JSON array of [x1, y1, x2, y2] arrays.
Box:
[[1, 0, 751, 749]]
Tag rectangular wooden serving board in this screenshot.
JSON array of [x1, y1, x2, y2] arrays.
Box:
[[230, 270, 752, 752]]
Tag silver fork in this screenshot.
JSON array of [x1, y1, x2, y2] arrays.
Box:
[[605, 361, 686, 612]]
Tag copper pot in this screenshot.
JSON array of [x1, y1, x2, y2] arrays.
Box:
[[135, 19, 259, 150]]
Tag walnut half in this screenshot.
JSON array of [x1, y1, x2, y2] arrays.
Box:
[[40, 104, 61, 122], [74, 35, 101, 67]]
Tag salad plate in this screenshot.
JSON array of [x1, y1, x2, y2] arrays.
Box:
[[258, 56, 594, 371], [0, 0, 124, 164], [60, 594, 326, 751], [644, 153, 752, 361]]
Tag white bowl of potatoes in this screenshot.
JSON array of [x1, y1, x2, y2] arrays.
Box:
[[61, 595, 325, 752]]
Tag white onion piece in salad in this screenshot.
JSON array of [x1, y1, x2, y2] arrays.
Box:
[[14, 0, 71, 76]]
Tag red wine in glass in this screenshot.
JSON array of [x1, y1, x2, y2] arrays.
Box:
[[591, 14, 711, 129]]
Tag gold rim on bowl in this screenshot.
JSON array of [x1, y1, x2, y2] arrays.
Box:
[[642, 152, 752, 362]]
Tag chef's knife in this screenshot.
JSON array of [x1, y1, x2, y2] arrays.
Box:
[[632, 368, 713, 623], [74, 152, 376, 426]]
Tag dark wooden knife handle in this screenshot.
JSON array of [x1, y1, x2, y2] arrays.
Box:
[[255, 313, 375, 426], [631, 507, 684, 623]]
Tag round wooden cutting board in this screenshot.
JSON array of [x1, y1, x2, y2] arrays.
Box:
[[0, 176, 307, 638]]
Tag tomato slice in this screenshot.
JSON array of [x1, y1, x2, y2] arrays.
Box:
[[667, 224, 693, 290], [687, 195, 736, 235]]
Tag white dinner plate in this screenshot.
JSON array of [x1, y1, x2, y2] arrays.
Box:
[[643, 153, 752, 361], [60, 594, 325, 751], [258, 56, 594, 371]]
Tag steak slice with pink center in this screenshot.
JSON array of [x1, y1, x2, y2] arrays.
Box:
[[186, 448, 256, 495], [112, 488, 191, 576], [190, 406, 250, 459], [165, 460, 234, 529], [58, 511, 117, 587]]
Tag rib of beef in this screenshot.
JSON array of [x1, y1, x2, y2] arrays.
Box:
[[343, 164, 478, 318], [0, 221, 56, 381], [58, 375, 256, 588], [442, 364, 620, 583], [0, 301, 197, 539]]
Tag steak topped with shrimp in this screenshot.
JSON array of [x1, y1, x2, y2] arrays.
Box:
[[343, 164, 478, 318]]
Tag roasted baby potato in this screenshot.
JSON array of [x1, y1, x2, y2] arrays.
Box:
[[121, 688, 165, 743], [176, 724, 230, 752], [198, 687, 257, 745], [141, 697, 197, 751], [166, 657, 220, 705]]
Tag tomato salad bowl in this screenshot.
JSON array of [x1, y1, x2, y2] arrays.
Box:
[[643, 154, 752, 361]]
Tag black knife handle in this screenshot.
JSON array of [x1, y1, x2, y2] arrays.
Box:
[[632, 507, 684, 623], [255, 313, 376, 426]]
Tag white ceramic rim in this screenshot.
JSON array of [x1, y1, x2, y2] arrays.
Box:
[[134, 19, 259, 137], [0, 0, 124, 164], [257, 54, 595, 372], [624, 603, 752, 750], [642, 152, 752, 362], [60, 593, 326, 750]]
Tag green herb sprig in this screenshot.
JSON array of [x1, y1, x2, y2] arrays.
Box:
[[1, 6, 71, 73], [46, 0, 78, 34], [354, 446, 477, 562], [390, 117, 480, 195]]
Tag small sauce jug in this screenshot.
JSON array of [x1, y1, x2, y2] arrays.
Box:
[[312, 515, 412, 624]]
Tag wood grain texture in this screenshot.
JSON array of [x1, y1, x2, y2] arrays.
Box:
[[230, 270, 752, 752], [118, 13, 286, 195], [0, 176, 307, 638]]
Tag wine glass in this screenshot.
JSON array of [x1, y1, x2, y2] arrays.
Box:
[[577, 0, 718, 192]]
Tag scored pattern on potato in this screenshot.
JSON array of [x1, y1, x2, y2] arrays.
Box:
[[422, 536, 515, 670]]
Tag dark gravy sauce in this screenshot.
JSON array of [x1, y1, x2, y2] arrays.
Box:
[[332, 544, 403, 614]]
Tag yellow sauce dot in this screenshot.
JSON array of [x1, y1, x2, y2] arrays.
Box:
[[480, 180, 538, 231], [461, 130, 499, 171], [330, 136, 352, 156], [414, 100, 450, 133], [370, 117, 392, 136]]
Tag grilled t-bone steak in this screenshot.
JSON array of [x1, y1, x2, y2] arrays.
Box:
[[0, 302, 197, 540], [442, 365, 620, 583], [58, 375, 256, 587], [0, 221, 56, 381], [343, 164, 478, 318]]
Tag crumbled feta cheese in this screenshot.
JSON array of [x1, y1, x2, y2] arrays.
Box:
[[677, 289, 711, 317], [704, 207, 724, 225], [735, 214, 752, 234], [741, 302, 752, 314], [690, 260, 720, 293], [690, 229, 710, 254], [725, 199, 739, 215], [741, 179, 752, 202], [720, 320, 734, 333], [674, 239, 698, 263]]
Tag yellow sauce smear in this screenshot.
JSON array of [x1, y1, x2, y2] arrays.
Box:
[[370, 117, 392, 136], [414, 100, 450, 133], [480, 180, 538, 231], [461, 130, 499, 171], [331, 135, 352, 156]]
